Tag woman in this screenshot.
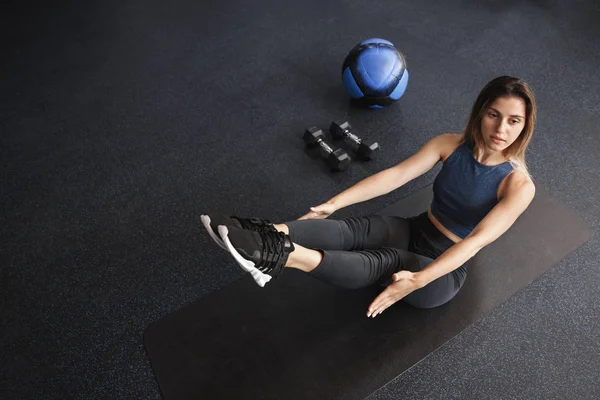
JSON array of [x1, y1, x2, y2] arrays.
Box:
[[201, 76, 537, 318]]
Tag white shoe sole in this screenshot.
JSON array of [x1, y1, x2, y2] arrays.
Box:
[[217, 225, 272, 287], [200, 215, 228, 251]]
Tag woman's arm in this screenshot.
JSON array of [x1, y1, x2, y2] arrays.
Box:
[[327, 134, 452, 210], [367, 237, 482, 317], [367, 173, 536, 317], [413, 237, 482, 288]]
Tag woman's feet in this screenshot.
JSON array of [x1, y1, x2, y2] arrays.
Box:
[[202, 213, 323, 286], [217, 225, 295, 287], [200, 213, 277, 250]]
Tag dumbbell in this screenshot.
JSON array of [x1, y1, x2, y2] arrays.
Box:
[[330, 121, 380, 160], [303, 127, 351, 171]]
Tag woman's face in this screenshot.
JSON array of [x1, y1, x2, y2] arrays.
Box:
[[480, 96, 527, 150]]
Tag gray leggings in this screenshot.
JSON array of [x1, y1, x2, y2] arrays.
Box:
[[284, 211, 469, 309]]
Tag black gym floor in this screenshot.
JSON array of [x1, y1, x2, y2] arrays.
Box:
[[2, 0, 599, 399]]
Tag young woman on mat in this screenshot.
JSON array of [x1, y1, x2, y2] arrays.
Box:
[[201, 75, 536, 317]]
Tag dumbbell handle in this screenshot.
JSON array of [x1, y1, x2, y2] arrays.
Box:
[[316, 138, 335, 154], [340, 128, 363, 145]]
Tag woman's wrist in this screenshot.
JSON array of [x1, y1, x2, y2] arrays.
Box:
[[410, 271, 427, 289], [326, 198, 342, 211]]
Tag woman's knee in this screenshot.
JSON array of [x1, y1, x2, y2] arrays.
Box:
[[402, 274, 465, 309]]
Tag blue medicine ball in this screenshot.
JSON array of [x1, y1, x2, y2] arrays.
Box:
[[342, 38, 409, 109]]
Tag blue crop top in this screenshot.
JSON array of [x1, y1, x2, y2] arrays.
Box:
[[430, 139, 514, 239]]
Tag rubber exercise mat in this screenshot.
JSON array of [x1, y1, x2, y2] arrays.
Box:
[[144, 185, 592, 400]]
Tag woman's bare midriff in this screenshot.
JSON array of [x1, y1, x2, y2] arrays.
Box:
[[427, 207, 462, 244]]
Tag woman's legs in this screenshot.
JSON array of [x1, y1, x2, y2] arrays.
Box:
[[282, 241, 467, 308], [214, 212, 468, 308], [306, 246, 427, 289], [276, 215, 411, 252], [202, 213, 409, 253], [218, 215, 413, 288], [271, 215, 415, 289], [277, 214, 468, 308], [285, 243, 323, 273]]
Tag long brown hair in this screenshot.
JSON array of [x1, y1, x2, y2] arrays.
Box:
[[461, 76, 536, 181]]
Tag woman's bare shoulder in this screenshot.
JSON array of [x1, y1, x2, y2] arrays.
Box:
[[438, 133, 464, 163], [445, 132, 464, 143], [507, 167, 535, 188]]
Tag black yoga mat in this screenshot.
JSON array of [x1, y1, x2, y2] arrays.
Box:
[[144, 185, 592, 400]]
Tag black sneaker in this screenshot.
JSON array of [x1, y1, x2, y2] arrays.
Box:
[[201, 213, 277, 250], [217, 224, 295, 287]]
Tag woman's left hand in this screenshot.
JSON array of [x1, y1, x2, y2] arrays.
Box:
[[367, 271, 420, 318]]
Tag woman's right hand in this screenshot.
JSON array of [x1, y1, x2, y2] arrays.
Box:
[[297, 202, 338, 220]]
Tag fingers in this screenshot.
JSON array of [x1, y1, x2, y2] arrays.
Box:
[[367, 301, 393, 318], [367, 290, 400, 318], [367, 294, 388, 318], [368, 300, 396, 318]]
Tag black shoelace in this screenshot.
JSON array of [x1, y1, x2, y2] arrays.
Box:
[[256, 230, 286, 278]]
